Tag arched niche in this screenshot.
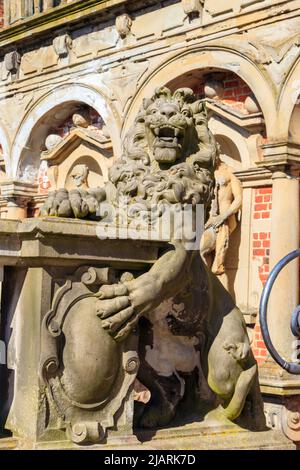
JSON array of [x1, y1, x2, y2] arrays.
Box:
[[214, 135, 242, 171], [65, 156, 103, 191], [11, 83, 121, 179], [122, 47, 276, 142]]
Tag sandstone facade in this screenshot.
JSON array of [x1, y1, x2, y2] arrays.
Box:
[[0, 0, 299, 448]]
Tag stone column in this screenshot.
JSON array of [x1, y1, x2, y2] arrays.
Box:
[[6, 197, 29, 220], [33, 0, 40, 14], [3, 0, 10, 25], [43, 0, 55, 11], [0, 180, 38, 220], [268, 168, 300, 362]]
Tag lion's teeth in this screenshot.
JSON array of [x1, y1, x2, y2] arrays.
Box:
[[154, 128, 159, 136], [174, 128, 180, 137]]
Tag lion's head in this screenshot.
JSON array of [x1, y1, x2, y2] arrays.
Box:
[[122, 87, 217, 169], [40, 87, 217, 222]]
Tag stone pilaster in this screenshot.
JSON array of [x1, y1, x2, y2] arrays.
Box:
[[0, 180, 38, 220], [268, 168, 300, 362], [257, 146, 300, 440]]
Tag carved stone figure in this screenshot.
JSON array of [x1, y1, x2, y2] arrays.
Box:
[[182, 0, 204, 20], [40, 87, 264, 443], [115, 14, 133, 39], [200, 154, 243, 275], [40, 185, 106, 219], [4, 51, 21, 81], [53, 33, 72, 59], [70, 164, 89, 189]]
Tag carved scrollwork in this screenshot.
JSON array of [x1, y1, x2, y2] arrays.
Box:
[[40, 266, 138, 444]]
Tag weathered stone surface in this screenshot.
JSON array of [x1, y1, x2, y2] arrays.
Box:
[[201, 155, 243, 277], [0, 0, 300, 450]]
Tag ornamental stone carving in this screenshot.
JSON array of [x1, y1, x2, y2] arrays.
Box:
[[4, 51, 21, 81], [53, 34, 72, 59], [40, 87, 265, 442], [115, 14, 133, 39], [45, 134, 63, 152], [200, 155, 243, 275], [182, 0, 204, 19]]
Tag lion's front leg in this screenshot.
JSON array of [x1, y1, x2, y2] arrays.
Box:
[[97, 241, 194, 341]]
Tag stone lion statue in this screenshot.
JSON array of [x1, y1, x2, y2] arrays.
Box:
[[41, 87, 265, 432], [101, 87, 264, 429]]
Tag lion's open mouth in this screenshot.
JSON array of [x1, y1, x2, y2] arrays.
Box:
[[154, 126, 183, 147]]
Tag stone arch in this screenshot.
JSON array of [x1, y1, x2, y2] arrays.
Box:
[[277, 56, 300, 143], [0, 122, 11, 177], [11, 83, 121, 178], [122, 47, 276, 140]]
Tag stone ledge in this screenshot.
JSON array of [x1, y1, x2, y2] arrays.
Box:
[[10, 424, 295, 450], [0, 217, 166, 268]]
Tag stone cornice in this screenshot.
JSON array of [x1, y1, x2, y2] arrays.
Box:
[[260, 141, 300, 170], [0, 0, 300, 54], [206, 100, 265, 132], [41, 128, 112, 166], [0, 0, 161, 50], [0, 179, 38, 198]]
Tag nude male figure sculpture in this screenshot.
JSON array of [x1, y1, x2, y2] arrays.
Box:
[[200, 154, 242, 275]]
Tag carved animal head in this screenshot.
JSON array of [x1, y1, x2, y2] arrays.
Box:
[[124, 86, 217, 169], [110, 87, 217, 209]]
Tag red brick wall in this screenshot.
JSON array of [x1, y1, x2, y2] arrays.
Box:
[[0, 0, 4, 28], [222, 73, 252, 114], [252, 187, 272, 285], [194, 72, 253, 114], [251, 187, 273, 364], [252, 324, 268, 365]]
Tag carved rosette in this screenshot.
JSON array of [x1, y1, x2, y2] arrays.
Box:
[[40, 266, 139, 444]]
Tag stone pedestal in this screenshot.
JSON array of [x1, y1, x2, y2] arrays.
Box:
[[0, 218, 163, 447]]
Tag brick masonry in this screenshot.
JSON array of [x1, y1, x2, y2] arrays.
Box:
[[194, 71, 253, 114], [251, 187, 273, 364], [0, 1, 3, 28]]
